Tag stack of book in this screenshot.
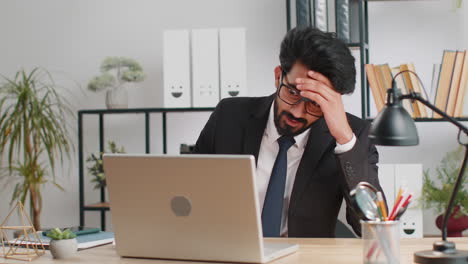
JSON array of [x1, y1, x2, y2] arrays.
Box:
[[9, 231, 114, 250], [366, 50, 468, 118], [365, 63, 428, 118]]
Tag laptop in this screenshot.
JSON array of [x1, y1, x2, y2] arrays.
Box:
[[103, 154, 298, 263]]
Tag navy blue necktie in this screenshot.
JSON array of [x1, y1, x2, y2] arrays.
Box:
[[261, 136, 295, 237]]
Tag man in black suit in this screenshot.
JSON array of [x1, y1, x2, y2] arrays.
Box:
[[194, 27, 383, 238]]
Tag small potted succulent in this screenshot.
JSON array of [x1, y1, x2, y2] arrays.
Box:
[[47, 228, 77, 259], [87, 56, 146, 109]]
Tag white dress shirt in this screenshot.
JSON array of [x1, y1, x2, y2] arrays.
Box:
[[256, 103, 356, 236]]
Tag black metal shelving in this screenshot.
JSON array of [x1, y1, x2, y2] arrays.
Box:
[[286, 1, 468, 122], [78, 107, 215, 230], [286, 0, 370, 119]]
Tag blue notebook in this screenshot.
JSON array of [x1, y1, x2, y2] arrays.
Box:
[[42, 227, 101, 236]]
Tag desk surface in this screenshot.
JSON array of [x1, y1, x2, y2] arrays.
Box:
[[2, 238, 468, 264]]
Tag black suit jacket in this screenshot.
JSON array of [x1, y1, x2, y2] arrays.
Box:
[[194, 94, 382, 237]]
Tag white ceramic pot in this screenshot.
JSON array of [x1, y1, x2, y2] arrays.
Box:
[[106, 86, 128, 109], [49, 238, 78, 259]]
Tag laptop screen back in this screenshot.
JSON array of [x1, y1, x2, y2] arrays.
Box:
[[104, 154, 265, 263]]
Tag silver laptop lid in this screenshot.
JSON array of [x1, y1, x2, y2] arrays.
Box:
[[104, 154, 265, 263]]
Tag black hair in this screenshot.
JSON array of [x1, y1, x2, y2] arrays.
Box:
[[279, 27, 356, 94]]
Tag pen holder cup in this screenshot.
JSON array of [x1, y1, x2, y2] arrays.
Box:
[[361, 220, 400, 264]]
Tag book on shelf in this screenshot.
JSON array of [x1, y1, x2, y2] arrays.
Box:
[[373, 64, 387, 106], [366, 63, 427, 118], [9, 231, 114, 250], [430, 63, 441, 107], [314, 0, 328, 32], [446, 51, 466, 116], [432, 49, 468, 118], [377, 64, 393, 91], [454, 50, 468, 117], [336, 0, 351, 42], [295, 0, 311, 28], [434, 50, 457, 118], [348, 0, 360, 43], [391, 67, 414, 117], [376, 64, 397, 112], [407, 63, 428, 118], [399, 64, 422, 117], [366, 50, 468, 119], [292, 0, 328, 31], [365, 64, 385, 112]]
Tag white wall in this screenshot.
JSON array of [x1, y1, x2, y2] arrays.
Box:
[[0, 0, 466, 236]]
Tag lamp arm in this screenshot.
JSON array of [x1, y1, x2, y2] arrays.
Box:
[[399, 91, 467, 242], [399, 92, 468, 135], [440, 145, 468, 241]]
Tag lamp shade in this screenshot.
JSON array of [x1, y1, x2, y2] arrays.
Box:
[[369, 102, 419, 146]]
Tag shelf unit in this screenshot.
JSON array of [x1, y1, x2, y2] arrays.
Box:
[[286, 0, 370, 119], [286, 1, 467, 122], [78, 107, 215, 231]]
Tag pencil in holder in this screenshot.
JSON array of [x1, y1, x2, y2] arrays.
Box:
[[361, 220, 400, 264]]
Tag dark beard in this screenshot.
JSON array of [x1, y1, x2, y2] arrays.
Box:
[[273, 101, 309, 137]]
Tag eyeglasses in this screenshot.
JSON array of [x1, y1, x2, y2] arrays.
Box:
[[277, 71, 323, 117]]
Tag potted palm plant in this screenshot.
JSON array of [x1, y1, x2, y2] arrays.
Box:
[[0, 68, 74, 231], [422, 146, 468, 237]]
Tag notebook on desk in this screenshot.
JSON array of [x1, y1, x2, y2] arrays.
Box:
[[10, 231, 114, 250], [103, 154, 298, 263]]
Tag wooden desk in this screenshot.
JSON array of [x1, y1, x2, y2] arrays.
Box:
[[2, 238, 468, 264]]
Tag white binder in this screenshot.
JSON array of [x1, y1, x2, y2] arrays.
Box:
[[378, 163, 424, 238], [219, 28, 247, 99], [163, 30, 191, 108], [314, 0, 328, 32], [191, 29, 220, 107], [395, 164, 424, 239]]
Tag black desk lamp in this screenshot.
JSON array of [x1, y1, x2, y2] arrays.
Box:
[[368, 70, 468, 264]]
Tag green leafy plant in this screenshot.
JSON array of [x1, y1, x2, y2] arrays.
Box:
[[87, 57, 145, 92], [422, 146, 468, 217], [46, 228, 77, 240], [0, 68, 74, 231], [87, 141, 125, 189]]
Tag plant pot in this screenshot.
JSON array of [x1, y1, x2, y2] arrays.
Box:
[[106, 86, 128, 109], [49, 238, 78, 259], [435, 205, 468, 237]]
